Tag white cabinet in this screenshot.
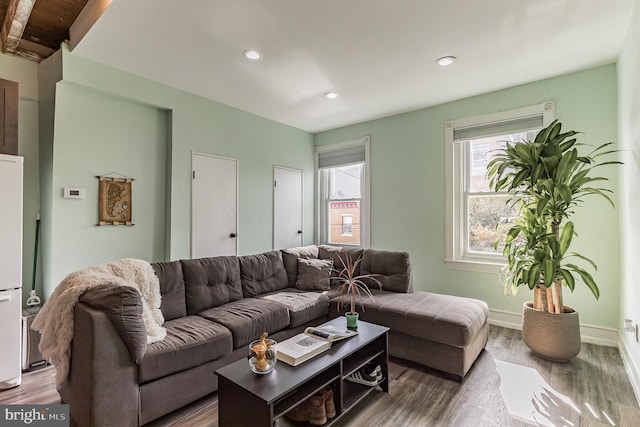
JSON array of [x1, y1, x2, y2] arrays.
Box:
[[0, 153, 23, 389], [0, 289, 21, 387]]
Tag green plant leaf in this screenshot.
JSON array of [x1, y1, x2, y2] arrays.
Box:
[[535, 119, 557, 144], [559, 221, 574, 256], [548, 122, 562, 141], [566, 253, 598, 271], [547, 235, 559, 257], [567, 265, 600, 299], [558, 184, 572, 205], [531, 263, 543, 288], [543, 259, 554, 288], [592, 160, 624, 168], [559, 269, 575, 291], [511, 169, 530, 190], [588, 142, 617, 157], [559, 138, 577, 151]]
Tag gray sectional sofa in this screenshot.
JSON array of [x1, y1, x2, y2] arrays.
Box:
[[60, 245, 489, 426]]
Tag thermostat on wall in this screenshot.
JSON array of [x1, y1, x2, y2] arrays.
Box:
[[63, 187, 85, 199]]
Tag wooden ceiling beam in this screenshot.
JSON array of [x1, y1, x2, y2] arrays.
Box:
[[1, 0, 36, 55]]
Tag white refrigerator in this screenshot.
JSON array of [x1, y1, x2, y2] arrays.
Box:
[[0, 153, 23, 389]]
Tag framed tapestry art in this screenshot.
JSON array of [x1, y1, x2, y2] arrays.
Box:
[[97, 176, 134, 226]]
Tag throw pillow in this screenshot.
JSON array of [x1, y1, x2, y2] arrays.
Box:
[[295, 258, 333, 291], [282, 245, 319, 287]]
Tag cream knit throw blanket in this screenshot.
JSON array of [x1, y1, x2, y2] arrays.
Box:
[[32, 258, 166, 387]]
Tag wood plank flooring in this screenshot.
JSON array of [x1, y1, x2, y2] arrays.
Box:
[[1, 326, 639, 426]]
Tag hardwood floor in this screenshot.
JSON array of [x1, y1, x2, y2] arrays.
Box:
[[1, 326, 639, 426]]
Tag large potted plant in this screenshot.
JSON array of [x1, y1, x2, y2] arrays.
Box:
[[487, 120, 620, 361]]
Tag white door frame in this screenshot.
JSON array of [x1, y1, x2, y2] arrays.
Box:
[[191, 151, 239, 258], [273, 165, 304, 249]]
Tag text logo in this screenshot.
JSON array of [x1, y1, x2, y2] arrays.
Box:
[[0, 405, 68, 426]]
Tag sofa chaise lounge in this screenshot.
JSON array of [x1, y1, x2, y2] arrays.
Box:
[[59, 245, 489, 426]]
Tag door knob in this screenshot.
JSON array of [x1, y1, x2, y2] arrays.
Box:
[[297, 230, 302, 234], [230, 233, 237, 238]]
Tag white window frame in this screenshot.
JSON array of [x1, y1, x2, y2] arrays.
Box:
[[315, 136, 371, 248], [444, 102, 555, 273]]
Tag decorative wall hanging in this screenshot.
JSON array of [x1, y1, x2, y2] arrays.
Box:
[[96, 174, 134, 226]]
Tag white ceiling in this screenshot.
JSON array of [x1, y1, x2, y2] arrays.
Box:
[[73, 0, 635, 133]]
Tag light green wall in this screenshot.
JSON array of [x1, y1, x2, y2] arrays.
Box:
[[37, 50, 62, 303], [315, 65, 621, 328], [617, 0, 640, 378], [47, 83, 169, 290], [0, 53, 41, 307], [40, 45, 314, 291]]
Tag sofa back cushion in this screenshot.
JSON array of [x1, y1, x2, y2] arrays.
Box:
[[281, 245, 319, 287], [318, 245, 364, 280], [79, 284, 147, 364], [295, 258, 333, 291], [239, 251, 288, 297], [151, 261, 187, 320], [360, 249, 413, 293], [181, 256, 243, 314]]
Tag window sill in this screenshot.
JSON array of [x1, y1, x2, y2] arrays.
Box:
[[444, 258, 504, 274]]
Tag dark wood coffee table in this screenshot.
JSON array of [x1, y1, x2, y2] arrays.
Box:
[[215, 318, 389, 426]]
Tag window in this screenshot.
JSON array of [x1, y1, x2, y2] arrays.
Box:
[[341, 214, 353, 236], [316, 137, 370, 248], [445, 102, 555, 272]]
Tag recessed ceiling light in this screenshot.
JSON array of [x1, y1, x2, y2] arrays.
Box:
[[436, 56, 456, 66], [324, 92, 339, 99], [242, 49, 262, 60]]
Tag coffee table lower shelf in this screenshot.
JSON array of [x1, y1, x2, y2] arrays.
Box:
[[274, 381, 387, 426], [216, 319, 389, 427]]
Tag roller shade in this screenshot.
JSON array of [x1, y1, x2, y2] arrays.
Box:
[[453, 115, 543, 142], [317, 144, 365, 169]]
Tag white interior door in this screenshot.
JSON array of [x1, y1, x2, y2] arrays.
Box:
[[273, 166, 303, 250], [192, 153, 238, 257]]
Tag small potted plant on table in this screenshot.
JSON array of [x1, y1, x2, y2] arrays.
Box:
[[334, 254, 382, 328]]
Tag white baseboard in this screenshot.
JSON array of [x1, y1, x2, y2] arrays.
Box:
[[619, 336, 640, 406], [488, 309, 523, 330], [488, 309, 619, 347]]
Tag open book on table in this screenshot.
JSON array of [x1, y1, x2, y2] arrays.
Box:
[[277, 325, 358, 366]]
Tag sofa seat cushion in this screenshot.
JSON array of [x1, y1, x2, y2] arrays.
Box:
[[328, 291, 488, 347], [138, 316, 232, 383], [198, 298, 290, 348], [259, 289, 330, 328]]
